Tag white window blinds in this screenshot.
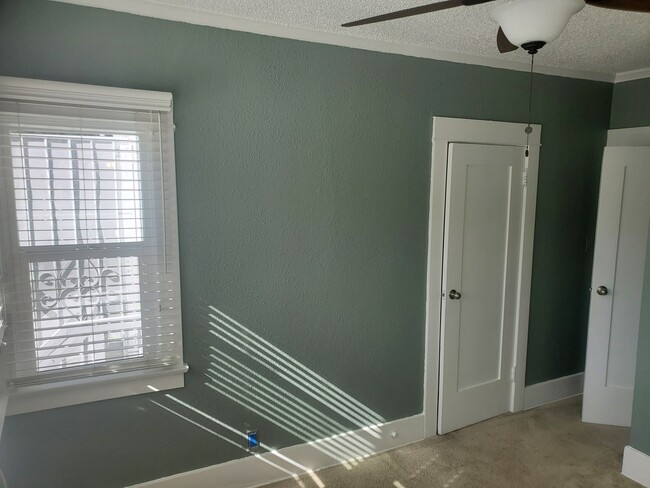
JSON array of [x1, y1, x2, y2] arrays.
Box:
[[0, 78, 183, 392]]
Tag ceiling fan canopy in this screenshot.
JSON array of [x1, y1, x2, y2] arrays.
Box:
[[489, 0, 585, 49]]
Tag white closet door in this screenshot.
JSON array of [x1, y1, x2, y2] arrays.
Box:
[[0, 309, 6, 440], [583, 146, 650, 426], [438, 143, 524, 434]]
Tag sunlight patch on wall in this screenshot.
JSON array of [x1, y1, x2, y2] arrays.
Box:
[[146, 301, 398, 485]]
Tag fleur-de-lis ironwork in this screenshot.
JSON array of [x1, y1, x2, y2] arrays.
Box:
[[33, 259, 120, 321]]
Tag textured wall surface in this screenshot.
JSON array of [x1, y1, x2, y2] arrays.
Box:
[[0, 0, 612, 487], [610, 78, 650, 129], [631, 223, 650, 456]]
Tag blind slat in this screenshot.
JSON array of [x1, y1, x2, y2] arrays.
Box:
[[9, 358, 180, 388], [7, 339, 178, 363], [4, 296, 176, 318], [9, 348, 175, 385], [8, 317, 179, 335], [9, 324, 176, 344], [6, 333, 178, 356]]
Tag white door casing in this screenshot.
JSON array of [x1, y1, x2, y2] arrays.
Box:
[[423, 117, 540, 438], [583, 146, 650, 427], [438, 143, 524, 434]]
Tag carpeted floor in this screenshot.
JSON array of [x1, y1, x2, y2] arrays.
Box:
[[264, 397, 639, 488]]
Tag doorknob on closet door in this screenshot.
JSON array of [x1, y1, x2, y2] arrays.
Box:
[[596, 286, 609, 296], [448, 289, 462, 300]]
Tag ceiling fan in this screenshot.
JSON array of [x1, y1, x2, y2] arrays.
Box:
[[342, 0, 650, 55]]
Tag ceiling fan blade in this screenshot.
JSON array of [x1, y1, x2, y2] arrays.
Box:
[[342, 0, 465, 27], [586, 0, 650, 12], [496, 27, 519, 53]]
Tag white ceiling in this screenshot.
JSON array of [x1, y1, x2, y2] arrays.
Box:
[[57, 0, 650, 81]]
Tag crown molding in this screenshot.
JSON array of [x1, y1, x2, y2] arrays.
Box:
[[614, 67, 650, 84], [52, 0, 616, 83]]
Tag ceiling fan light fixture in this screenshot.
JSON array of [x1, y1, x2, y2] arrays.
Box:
[[489, 0, 585, 49]]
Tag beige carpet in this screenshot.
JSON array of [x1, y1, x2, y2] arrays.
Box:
[[264, 397, 639, 488]]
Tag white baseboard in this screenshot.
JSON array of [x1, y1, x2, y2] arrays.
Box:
[[128, 413, 425, 488], [523, 373, 584, 410], [622, 446, 650, 487]]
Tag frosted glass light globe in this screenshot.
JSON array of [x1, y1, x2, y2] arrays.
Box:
[[489, 0, 585, 47]]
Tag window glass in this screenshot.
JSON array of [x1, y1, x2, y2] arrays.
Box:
[[11, 132, 143, 247]]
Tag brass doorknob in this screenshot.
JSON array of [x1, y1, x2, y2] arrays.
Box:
[[448, 289, 462, 300], [596, 286, 609, 296]]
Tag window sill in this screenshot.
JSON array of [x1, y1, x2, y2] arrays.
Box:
[[6, 363, 189, 416]]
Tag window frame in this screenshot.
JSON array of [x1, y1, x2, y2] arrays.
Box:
[[0, 77, 186, 415]]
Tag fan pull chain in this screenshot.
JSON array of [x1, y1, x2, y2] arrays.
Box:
[[524, 53, 535, 158]]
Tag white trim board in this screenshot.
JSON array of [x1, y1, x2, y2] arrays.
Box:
[[622, 446, 650, 487], [128, 413, 424, 488], [0, 75, 172, 111], [523, 373, 584, 410], [607, 127, 650, 147], [7, 364, 188, 416], [0, 395, 7, 441], [51, 0, 623, 83], [615, 68, 650, 84]]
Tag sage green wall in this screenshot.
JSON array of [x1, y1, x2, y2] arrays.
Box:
[[0, 0, 612, 486], [610, 78, 650, 129], [631, 223, 650, 456]]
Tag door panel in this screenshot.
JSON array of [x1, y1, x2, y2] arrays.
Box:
[[439, 143, 524, 434], [458, 164, 511, 390], [607, 166, 650, 388], [583, 146, 650, 426]]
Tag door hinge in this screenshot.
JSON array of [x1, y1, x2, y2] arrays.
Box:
[[511, 366, 517, 383], [522, 170, 528, 188]]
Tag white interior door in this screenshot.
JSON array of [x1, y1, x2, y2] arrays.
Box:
[[0, 294, 7, 440], [438, 143, 524, 434], [583, 146, 650, 427]]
